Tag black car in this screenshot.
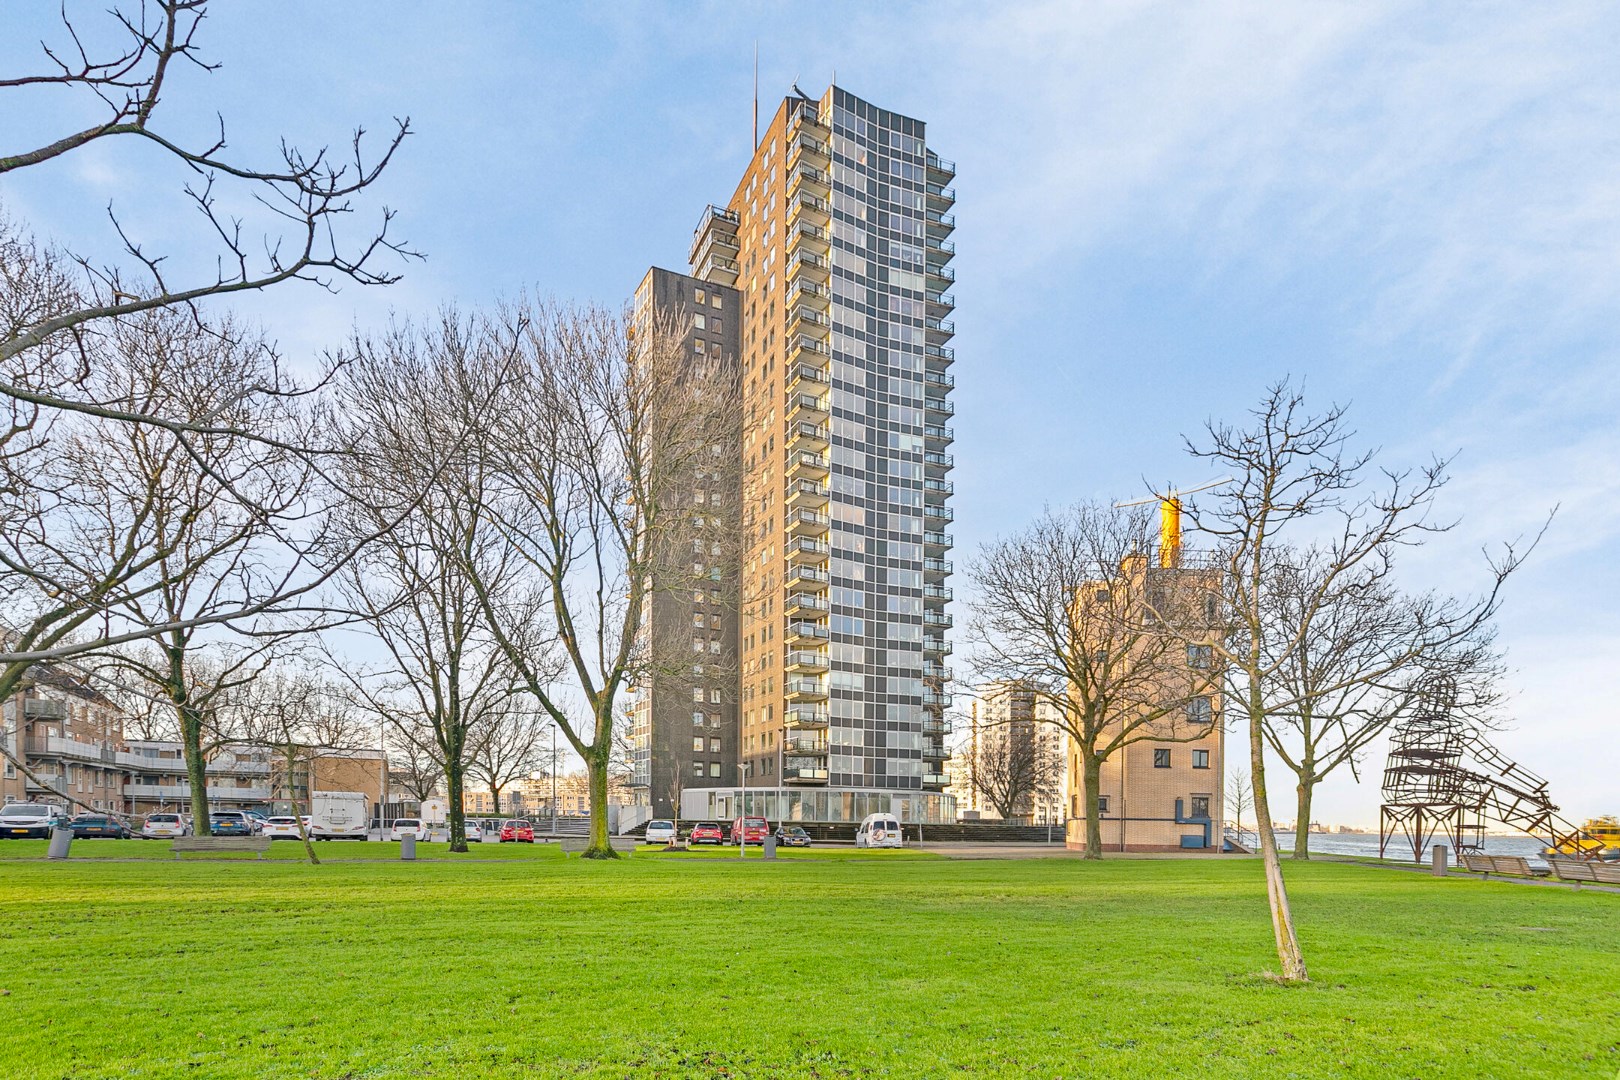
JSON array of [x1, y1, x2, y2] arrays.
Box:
[[66, 815, 131, 839], [775, 825, 813, 848]]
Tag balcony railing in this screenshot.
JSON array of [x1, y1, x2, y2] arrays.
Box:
[[923, 610, 953, 628], [788, 564, 829, 587], [787, 591, 829, 611], [925, 505, 954, 523], [783, 767, 830, 782], [785, 650, 829, 670], [784, 707, 830, 728], [923, 772, 952, 787], [924, 479, 954, 495], [926, 152, 956, 179], [783, 736, 829, 755], [925, 370, 955, 389], [923, 557, 953, 575], [923, 584, 953, 601], [926, 290, 956, 313], [924, 424, 954, 444], [923, 636, 953, 655], [924, 531, 953, 550], [924, 451, 954, 469], [784, 680, 828, 701], [787, 620, 829, 640], [788, 510, 830, 534], [925, 344, 955, 362]]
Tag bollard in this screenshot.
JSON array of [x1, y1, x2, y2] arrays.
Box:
[[400, 833, 417, 861], [763, 834, 778, 860], [1431, 844, 1449, 877]]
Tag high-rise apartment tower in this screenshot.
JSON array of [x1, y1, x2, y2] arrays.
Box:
[[664, 85, 958, 826]]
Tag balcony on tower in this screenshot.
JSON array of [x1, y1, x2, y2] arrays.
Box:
[[923, 450, 953, 477], [926, 151, 956, 184], [784, 678, 829, 704], [926, 237, 955, 269], [784, 705, 830, 731], [926, 183, 956, 213], [785, 648, 830, 673], [788, 417, 829, 454], [788, 159, 832, 202], [923, 423, 954, 446], [793, 220, 831, 257], [786, 619, 830, 645], [788, 536, 830, 565], [788, 334, 831, 373], [922, 556, 952, 580], [923, 530, 953, 554], [924, 317, 955, 345], [788, 247, 831, 286], [787, 507, 830, 539], [926, 289, 956, 319], [924, 393, 954, 419], [786, 563, 829, 592], [689, 205, 741, 286], [790, 190, 831, 228], [786, 478, 829, 513], [926, 207, 956, 240], [925, 343, 955, 370], [787, 448, 829, 483], [783, 764, 830, 784], [925, 262, 956, 292], [788, 128, 831, 172], [787, 392, 829, 432]]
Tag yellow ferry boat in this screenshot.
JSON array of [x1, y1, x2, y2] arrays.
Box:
[[1546, 815, 1620, 857]]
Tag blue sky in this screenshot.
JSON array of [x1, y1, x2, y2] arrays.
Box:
[[4, 3, 1616, 826]]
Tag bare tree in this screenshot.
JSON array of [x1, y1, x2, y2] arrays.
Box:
[[963, 720, 1062, 822], [386, 720, 444, 806], [966, 502, 1220, 859], [328, 312, 524, 853], [0, 306, 327, 818], [1181, 380, 1536, 983], [2, 2, 412, 409], [1258, 547, 1506, 859], [1227, 766, 1254, 839], [465, 703, 547, 817], [463, 300, 739, 859]]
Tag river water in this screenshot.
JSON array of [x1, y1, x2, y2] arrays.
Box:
[[1272, 831, 1551, 865]]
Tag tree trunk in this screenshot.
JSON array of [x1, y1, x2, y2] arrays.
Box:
[[1082, 752, 1104, 860], [1293, 776, 1314, 860], [1249, 691, 1308, 982], [491, 784, 503, 816], [581, 736, 617, 859], [179, 702, 212, 836], [445, 759, 467, 853]]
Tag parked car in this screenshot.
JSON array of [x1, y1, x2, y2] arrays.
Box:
[[855, 813, 904, 849], [499, 819, 534, 843], [776, 825, 813, 848], [65, 814, 130, 839], [730, 815, 770, 846], [389, 818, 428, 841], [208, 810, 255, 837], [140, 812, 189, 839], [689, 821, 724, 845], [0, 802, 68, 839], [242, 809, 269, 833], [463, 819, 485, 840], [645, 819, 678, 845], [261, 816, 304, 839]]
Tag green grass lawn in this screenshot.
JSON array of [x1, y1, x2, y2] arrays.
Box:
[[0, 842, 1615, 1079]]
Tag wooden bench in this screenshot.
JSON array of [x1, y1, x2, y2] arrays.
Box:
[[558, 836, 638, 856], [1546, 857, 1620, 887], [1460, 853, 1546, 878], [171, 836, 273, 860]]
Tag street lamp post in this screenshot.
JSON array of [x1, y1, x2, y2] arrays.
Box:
[[550, 723, 558, 837]]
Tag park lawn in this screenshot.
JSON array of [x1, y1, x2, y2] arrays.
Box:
[[0, 852, 1614, 1079]]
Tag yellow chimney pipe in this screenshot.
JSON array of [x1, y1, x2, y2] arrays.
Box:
[[1159, 497, 1182, 568]]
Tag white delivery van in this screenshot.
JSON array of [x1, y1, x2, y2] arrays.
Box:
[[309, 791, 370, 840], [855, 813, 904, 849]]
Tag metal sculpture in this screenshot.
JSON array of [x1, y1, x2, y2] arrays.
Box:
[[1379, 678, 1600, 861]]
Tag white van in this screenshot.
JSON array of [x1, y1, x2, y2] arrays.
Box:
[[855, 813, 904, 849], [309, 792, 370, 840]]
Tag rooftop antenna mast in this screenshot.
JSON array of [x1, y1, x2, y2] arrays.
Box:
[[752, 43, 759, 148]]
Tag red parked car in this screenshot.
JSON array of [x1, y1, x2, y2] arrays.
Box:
[[499, 819, 535, 843], [689, 821, 724, 845], [731, 815, 769, 846]]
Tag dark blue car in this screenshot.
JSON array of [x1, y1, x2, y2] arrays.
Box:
[[208, 811, 255, 836]]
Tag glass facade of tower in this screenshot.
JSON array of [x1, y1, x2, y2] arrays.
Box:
[[820, 88, 955, 793]]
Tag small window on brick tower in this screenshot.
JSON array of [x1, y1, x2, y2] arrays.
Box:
[[1153, 748, 1171, 768]]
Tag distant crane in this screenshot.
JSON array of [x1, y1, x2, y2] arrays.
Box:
[[1116, 477, 1231, 567]]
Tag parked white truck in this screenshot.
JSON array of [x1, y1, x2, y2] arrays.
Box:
[[308, 792, 370, 840]]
